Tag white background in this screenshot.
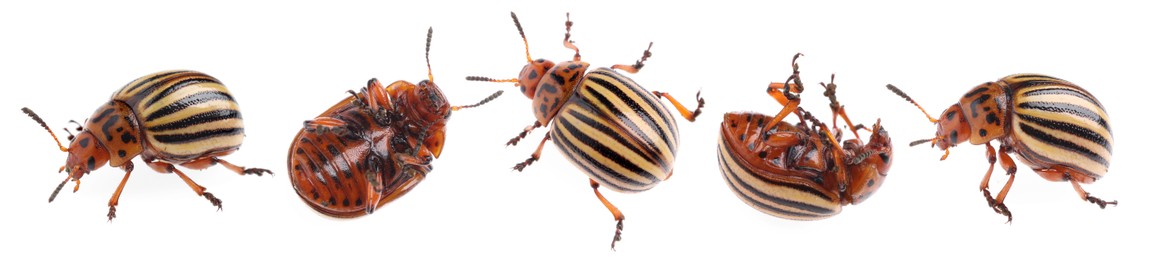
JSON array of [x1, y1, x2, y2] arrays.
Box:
[[1, 1, 1146, 259]]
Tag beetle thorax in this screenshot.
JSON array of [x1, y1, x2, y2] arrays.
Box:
[[529, 60, 589, 125]]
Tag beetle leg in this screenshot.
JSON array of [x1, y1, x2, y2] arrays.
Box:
[[513, 135, 551, 172], [763, 83, 804, 131], [590, 179, 625, 251], [146, 159, 222, 211], [610, 42, 653, 74], [305, 117, 350, 136], [652, 90, 704, 122], [106, 161, 135, 221], [991, 144, 1017, 223], [979, 143, 997, 210], [1068, 175, 1118, 209], [394, 152, 433, 179], [210, 157, 273, 176], [507, 121, 543, 146]]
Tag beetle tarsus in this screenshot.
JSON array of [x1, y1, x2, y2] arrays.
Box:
[[242, 168, 273, 176], [107, 206, 117, 221], [993, 203, 1012, 224], [1085, 194, 1118, 209], [610, 219, 623, 251], [512, 156, 538, 172], [203, 192, 223, 211]]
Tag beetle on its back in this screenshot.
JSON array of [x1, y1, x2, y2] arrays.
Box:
[[889, 74, 1115, 222], [23, 70, 270, 220]]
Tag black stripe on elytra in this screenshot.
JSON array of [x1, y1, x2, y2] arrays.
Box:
[[719, 145, 834, 217], [1019, 86, 1104, 110], [122, 71, 185, 95], [144, 78, 216, 108], [722, 140, 836, 202], [591, 70, 679, 142], [583, 75, 673, 152], [297, 137, 328, 186], [1017, 114, 1111, 151], [145, 91, 236, 122], [551, 118, 649, 192], [146, 109, 240, 132], [556, 114, 660, 184], [152, 127, 243, 144], [1018, 123, 1108, 166], [566, 105, 660, 168], [1018, 101, 1109, 131]]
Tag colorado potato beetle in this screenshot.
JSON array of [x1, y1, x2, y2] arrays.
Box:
[[888, 74, 1115, 222], [287, 27, 503, 218], [718, 54, 893, 220], [22, 70, 271, 220], [466, 12, 704, 249]]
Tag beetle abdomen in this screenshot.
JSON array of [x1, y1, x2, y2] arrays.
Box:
[[288, 99, 415, 218], [1006, 74, 1112, 180], [113, 70, 244, 162], [717, 112, 841, 220], [549, 68, 679, 193]]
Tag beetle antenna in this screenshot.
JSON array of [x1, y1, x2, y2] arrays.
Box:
[[909, 138, 935, 147], [452, 90, 505, 111], [425, 27, 435, 83], [464, 76, 520, 85], [886, 84, 938, 123], [510, 12, 532, 62], [48, 175, 70, 202], [21, 107, 68, 152], [564, 12, 581, 61]]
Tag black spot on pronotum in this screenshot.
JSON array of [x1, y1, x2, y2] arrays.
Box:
[[867, 178, 875, 187], [979, 129, 988, 137], [985, 113, 1000, 125], [118, 150, 127, 158], [528, 70, 539, 79], [950, 130, 958, 144], [946, 110, 957, 121], [739, 134, 745, 141], [758, 151, 767, 159], [87, 156, 96, 170], [879, 153, 890, 163], [116, 127, 124, 132], [121, 133, 137, 143], [78, 138, 90, 148]]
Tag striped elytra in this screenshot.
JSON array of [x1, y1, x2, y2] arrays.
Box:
[[889, 73, 1116, 223], [22, 70, 271, 220], [716, 57, 892, 220], [466, 12, 703, 250], [287, 27, 502, 218]]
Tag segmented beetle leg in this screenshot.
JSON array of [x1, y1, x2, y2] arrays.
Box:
[[106, 162, 134, 221], [590, 179, 625, 251], [1069, 178, 1118, 209], [211, 157, 273, 177], [148, 159, 223, 211], [507, 121, 542, 146], [992, 145, 1018, 224], [513, 135, 551, 172], [652, 90, 704, 122]]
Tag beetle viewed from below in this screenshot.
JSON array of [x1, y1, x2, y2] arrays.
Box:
[[718, 54, 893, 220], [287, 27, 503, 218], [466, 12, 704, 250], [888, 74, 1115, 222], [23, 70, 271, 220]]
